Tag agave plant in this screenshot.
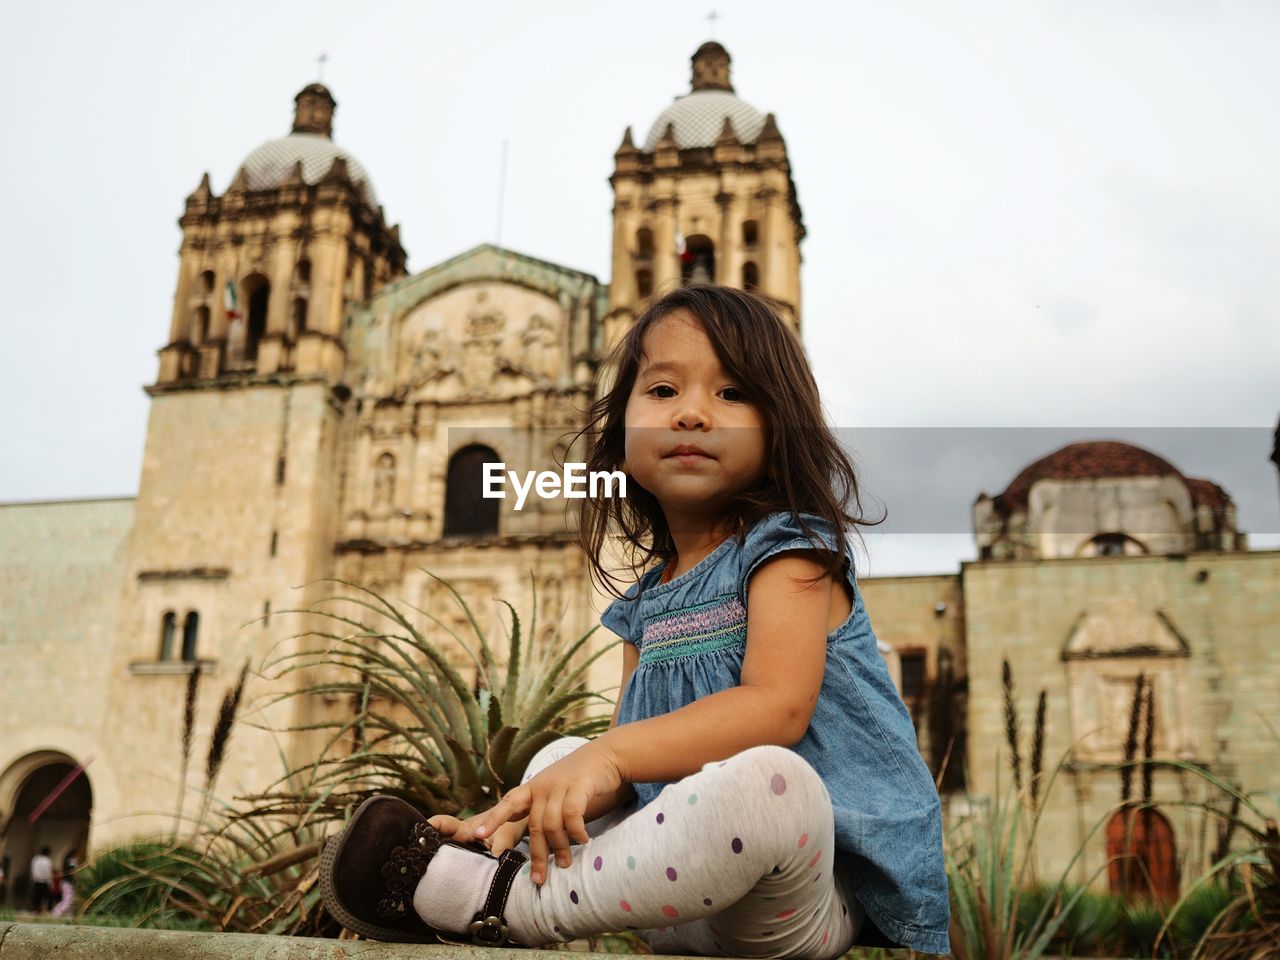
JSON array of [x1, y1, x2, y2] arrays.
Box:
[[247, 571, 621, 821], [74, 572, 621, 938]]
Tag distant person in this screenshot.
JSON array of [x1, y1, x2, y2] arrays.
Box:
[[28, 846, 53, 913], [50, 856, 77, 918]]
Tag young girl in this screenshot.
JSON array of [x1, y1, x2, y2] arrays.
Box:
[[319, 285, 951, 957]]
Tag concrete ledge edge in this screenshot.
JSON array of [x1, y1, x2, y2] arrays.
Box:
[[0, 923, 705, 960]]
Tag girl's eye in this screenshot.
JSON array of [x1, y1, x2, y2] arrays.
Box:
[[646, 384, 748, 401]]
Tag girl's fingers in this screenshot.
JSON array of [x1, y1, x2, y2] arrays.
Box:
[[451, 813, 488, 843], [427, 815, 462, 836], [526, 794, 549, 885], [472, 789, 529, 840], [542, 791, 572, 869], [563, 788, 591, 846]]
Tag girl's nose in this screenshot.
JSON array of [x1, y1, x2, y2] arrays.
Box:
[[674, 398, 709, 430]]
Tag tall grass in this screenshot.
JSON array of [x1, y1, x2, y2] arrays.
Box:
[[172, 662, 202, 842], [949, 660, 1279, 960]]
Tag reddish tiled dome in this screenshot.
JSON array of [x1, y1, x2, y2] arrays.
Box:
[[1184, 477, 1231, 513], [994, 441, 1184, 515]]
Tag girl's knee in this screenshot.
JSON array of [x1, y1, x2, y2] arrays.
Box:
[[722, 744, 828, 798]]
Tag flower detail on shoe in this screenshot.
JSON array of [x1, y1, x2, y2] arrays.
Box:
[[377, 820, 441, 919]]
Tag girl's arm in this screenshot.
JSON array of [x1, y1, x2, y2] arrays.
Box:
[[590, 550, 837, 786], [581, 641, 640, 819]]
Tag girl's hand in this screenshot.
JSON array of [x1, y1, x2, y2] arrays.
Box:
[[484, 817, 529, 856], [466, 741, 624, 885], [427, 813, 483, 845]]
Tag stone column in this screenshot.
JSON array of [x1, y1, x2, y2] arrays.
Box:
[[652, 195, 679, 294]]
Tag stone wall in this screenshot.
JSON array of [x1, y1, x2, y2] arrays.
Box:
[[962, 548, 1280, 886]]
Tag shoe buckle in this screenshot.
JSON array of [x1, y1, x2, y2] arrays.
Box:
[[469, 915, 509, 946]]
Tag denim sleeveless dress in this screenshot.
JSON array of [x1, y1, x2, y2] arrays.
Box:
[[600, 511, 951, 956]]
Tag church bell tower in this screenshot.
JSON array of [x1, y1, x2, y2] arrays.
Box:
[[105, 85, 408, 838], [605, 42, 805, 347], [157, 83, 405, 385]]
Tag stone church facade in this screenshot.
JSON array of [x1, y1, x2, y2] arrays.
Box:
[[0, 42, 807, 894], [2, 42, 1277, 909]]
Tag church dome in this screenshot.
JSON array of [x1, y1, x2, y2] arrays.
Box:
[[238, 133, 376, 205], [994, 441, 1184, 514], [643, 90, 768, 149], [642, 41, 770, 150], [232, 83, 376, 205]]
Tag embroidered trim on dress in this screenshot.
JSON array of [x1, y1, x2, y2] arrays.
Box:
[[639, 594, 747, 665]]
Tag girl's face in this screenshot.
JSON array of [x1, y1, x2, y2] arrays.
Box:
[[621, 310, 767, 530]]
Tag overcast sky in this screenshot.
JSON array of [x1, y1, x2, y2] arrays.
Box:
[[1, 0, 1277, 575]]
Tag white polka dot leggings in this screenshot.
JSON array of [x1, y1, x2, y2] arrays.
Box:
[[506, 737, 866, 959]]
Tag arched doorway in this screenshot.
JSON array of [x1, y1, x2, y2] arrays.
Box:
[[443, 444, 501, 538], [1106, 806, 1179, 903], [242, 274, 270, 365], [680, 234, 715, 285], [0, 753, 93, 910]]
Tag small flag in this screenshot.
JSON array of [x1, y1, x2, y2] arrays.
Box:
[[224, 280, 241, 321], [675, 229, 694, 264]]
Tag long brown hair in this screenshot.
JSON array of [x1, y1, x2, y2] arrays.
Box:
[[573, 284, 884, 599]]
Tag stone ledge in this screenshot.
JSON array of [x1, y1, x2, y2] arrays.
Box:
[[0, 923, 693, 960]]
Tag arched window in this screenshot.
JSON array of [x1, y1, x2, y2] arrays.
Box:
[[181, 612, 199, 662], [290, 298, 308, 339], [636, 227, 654, 258], [742, 262, 759, 292], [1084, 533, 1147, 558], [294, 258, 311, 285], [242, 276, 270, 363], [199, 270, 216, 295], [159, 611, 177, 660], [373, 452, 396, 510], [741, 220, 759, 247], [636, 269, 653, 299], [444, 444, 500, 538], [192, 305, 211, 345], [680, 235, 715, 286]]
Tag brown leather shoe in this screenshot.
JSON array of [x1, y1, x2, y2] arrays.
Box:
[[319, 794, 529, 946]]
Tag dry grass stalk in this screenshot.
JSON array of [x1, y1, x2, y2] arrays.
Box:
[[1121, 672, 1146, 805], [172, 661, 203, 840], [1002, 658, 1022, 793], [1213, 793, 1242, 867], [1141, 679, 1156, 806], [1030, 688, 1047, 811], [196, 660, 250, 831]]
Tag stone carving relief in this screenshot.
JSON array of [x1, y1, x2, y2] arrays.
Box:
[[520, 314, 561, 381], [396, 284, 565, 401], [373, 453, 396, 511], [1062, 601, 1194, 763]]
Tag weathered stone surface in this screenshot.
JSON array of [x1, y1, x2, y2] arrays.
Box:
[[0, 923, 689, 960]]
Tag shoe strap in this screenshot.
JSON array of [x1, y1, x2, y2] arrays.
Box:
[[468, 847, 528, 946]]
